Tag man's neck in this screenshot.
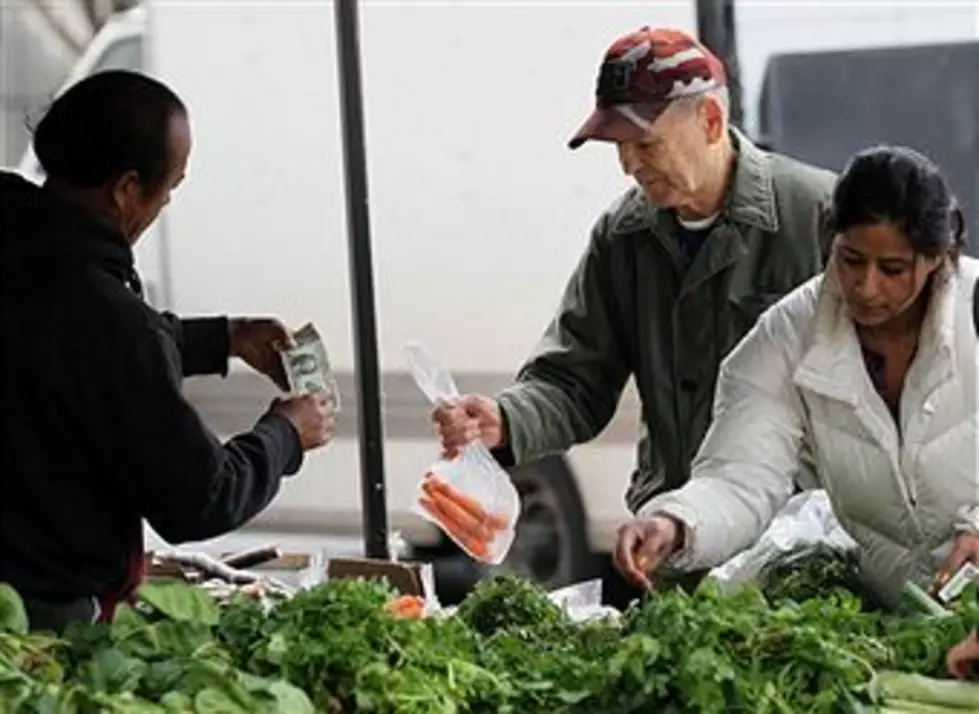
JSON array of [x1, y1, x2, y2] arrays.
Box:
[[675, 135, 735, 222], [45, 179, 123, 237]]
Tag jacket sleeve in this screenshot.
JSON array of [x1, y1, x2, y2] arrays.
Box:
[[160, 313, 230, 377], [636, 306, 805, 571], [956, 506, 979, 536], [107, 325, 303, 544], [495, 224, 631, 466], [953, 276, 979, 533]]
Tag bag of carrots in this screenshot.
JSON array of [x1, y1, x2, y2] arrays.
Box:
[[404, 342, 520, 564]]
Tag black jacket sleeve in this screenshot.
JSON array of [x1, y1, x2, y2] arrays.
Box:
[[160, 313, 230, 377], [107, 325, 303, 544]]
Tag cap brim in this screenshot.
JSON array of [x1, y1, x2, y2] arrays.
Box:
[[567, 103, 668, 150]]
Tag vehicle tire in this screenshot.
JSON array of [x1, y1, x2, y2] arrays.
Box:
[[499, 455, 597, 589]]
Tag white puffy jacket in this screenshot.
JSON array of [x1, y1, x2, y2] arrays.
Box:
[[640, 257, 979, 606]]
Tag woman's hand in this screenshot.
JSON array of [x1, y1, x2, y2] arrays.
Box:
[[934, 532, 979, 591], [613, 515, 684, 591], [948, 630, 979, 679]]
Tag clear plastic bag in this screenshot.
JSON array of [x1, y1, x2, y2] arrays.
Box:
[[404, 341, 520, 565], [707, 489, 857, 587], [437, 578, 619, 622], [546, 578, 620, 623]]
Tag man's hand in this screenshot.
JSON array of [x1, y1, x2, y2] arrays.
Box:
[[613, 515, 683, 591], [273, 391, 335, 450], [948, 630, 979, 679], [229, 318, 292, 391], [431, 394, 503, 459], [934, 532, 979, 591]]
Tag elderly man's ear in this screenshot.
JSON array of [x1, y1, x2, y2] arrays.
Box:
[[698, 95, 726, 145]]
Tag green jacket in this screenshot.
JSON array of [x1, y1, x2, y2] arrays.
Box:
[[496, 131, 836, 513]]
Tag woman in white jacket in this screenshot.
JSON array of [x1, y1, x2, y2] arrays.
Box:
[[615, 145, 978, 608]]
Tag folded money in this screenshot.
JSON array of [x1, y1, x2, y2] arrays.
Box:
[[280, 322, 341, 411]]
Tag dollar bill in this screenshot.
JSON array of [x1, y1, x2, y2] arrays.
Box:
[[936, 562, 979, 604], [280, 323, 341, 412]]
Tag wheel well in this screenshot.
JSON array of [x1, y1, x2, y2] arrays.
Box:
[[507, 454, 591, 547]]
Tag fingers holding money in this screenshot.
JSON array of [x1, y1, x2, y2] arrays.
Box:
[[274, 390, 336, 450], [278, 323, 341, 411], [229, 318, 294, 392]]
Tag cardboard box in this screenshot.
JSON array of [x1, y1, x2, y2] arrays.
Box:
[[325, 557, 433, 598]]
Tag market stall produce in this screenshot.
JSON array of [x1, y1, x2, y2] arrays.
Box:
[[2, 548, 978, 713]]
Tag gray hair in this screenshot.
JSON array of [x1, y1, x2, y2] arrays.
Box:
[[672, 86, 731, 123]]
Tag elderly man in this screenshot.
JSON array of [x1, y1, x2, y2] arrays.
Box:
[[433, 27, 835, 589]]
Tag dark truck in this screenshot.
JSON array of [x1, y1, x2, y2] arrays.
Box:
[[757, 40, 979, 258]]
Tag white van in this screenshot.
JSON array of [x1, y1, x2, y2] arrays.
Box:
[[17, 1, 977, 593]]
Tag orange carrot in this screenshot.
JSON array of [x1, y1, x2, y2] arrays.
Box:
[[423, 475, 508, 532], [385, 595, 424, 618], [419, 496, 489, 559], [419, 494, 474, 539], [427, 490, 496, 542]]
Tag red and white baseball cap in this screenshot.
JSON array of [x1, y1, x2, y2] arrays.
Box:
[[568, 27, 727, 149]]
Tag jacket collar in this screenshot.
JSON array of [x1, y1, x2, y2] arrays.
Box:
[[792, 266, 959, 404], [610, 128, 778, 237], [1, 171, 137, 283], [41, 183, 136, 275], [724, 128, 778, 233]]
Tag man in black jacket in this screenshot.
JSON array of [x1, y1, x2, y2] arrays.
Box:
[[0, 71, 334, 631]]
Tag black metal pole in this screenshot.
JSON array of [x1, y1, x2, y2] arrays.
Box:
[[696, 0, 744, 130], [333, 0, 389, 560]]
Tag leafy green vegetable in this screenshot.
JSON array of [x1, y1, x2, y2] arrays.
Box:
[[758, 544, 876, 608], [455, 574, 565, 638], [0, 584, 29, 636], [138, 579, 220, 626], [0, 579, 314, 712], [2, 569, 978, 713]]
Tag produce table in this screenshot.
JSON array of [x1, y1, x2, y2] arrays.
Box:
[[1, 546, 977, 713]]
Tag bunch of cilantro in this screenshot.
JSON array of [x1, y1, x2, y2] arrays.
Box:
[[3, 552, 977, 714], [214, 569, 977, 714]]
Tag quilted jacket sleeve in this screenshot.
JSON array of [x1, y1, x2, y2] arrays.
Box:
[[637, 295, 810, 571]]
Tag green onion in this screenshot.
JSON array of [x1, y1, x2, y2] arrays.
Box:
[[873, 670, 979, 710], [879, 703, 979, 714], [901, 582, 951, 618]]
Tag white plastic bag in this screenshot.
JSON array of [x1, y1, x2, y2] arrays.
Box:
[[404, 341, 520, 565], [707, 489, 857, 586], [546, 578, 620, 623], [297, 550, 327, 590], [437, 578, 619, 622]]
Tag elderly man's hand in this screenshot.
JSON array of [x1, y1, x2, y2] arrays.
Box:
[[431, 394, 503, 459], [948, 630, 979, 679], [229, 318, 292, 391]]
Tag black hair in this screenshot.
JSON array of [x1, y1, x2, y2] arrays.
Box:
[[826, 145, 967, 262], [33, 70, 187, 191]]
